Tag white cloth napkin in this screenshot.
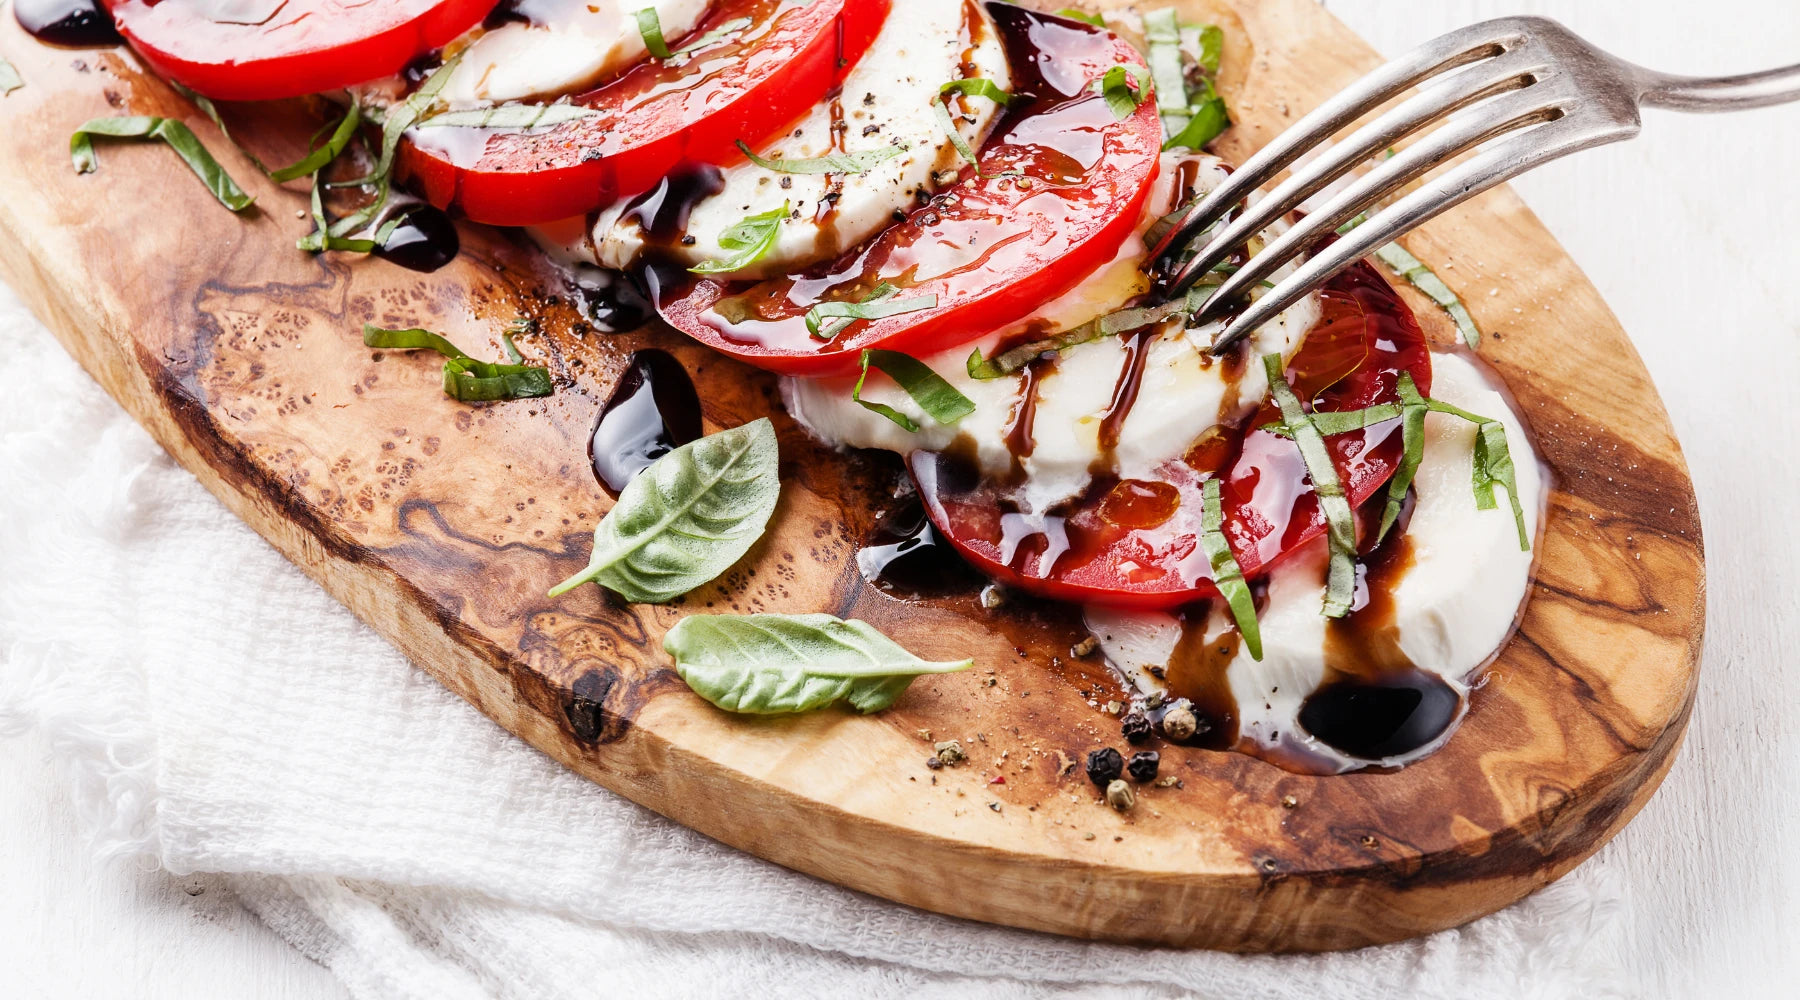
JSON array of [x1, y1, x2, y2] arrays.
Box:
[[0, 278, 1716, 999]]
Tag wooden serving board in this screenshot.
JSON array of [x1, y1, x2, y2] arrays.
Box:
[[0, 0, 1704, 951]]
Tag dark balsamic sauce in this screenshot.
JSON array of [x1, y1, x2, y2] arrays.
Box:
[[374, 207, 461, 273], [589, 349, 702, 496], [569, 265, 654, 333], [15, 0, 121, 46], [622, 163, 727, 247], [856, 497, 982, 598]]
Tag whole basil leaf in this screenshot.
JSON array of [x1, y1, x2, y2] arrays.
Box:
[[549, 419, 780, 602], [663, 613, 974, 714]]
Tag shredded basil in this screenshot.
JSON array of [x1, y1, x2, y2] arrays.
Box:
[[1, 56, 23, 97], [1263, 354, 1357, 618], [635, 6, 673, 59], [1195, 24, 1225, 75], [1055, 7, 1105, 26], [415, 103, 599, 130], [168, 80, 273, 176], [671, 16, 753, 59], [1092, 65, 1149, 121], [327, 51, 462, 240], [70, 117, 255, 212], [1201, 478, 1263, 660], [851, 349, 975, 432], [298, 172, 399, 252], [1380, 375, 1431, 543], [805, 285, 937, 340], [268, 100, 361, 183], [1143, 7, 1231, 150], [1373, 242, 1481, 348], [689, 201, 788, 274], [1419, 392, 1530, 550], [934, 78, 1016, 171], [735, 138, 909, 176], [1145, 10, 1188, 120], [363, 324, 554, 402], [965, 288, 1207, 380], [1162, 91, 1228, 151]]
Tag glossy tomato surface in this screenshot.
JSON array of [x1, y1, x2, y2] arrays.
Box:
[[398, 0, 891, 226], [913, 261, 1435, 611], [102, 0, 498, 101], [652, 4, 1163, 377]]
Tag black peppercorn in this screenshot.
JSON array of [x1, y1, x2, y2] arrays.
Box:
[[1121, 711, 1153, 745], [925, 755, 944, 770], [1085, 747, 1123, 788], [1127, 751, 1160, 783]]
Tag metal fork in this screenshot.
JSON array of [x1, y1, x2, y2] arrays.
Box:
[[1150, 16, 1800, 353]]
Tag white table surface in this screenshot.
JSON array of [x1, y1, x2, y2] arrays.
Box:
[[4, 1, 1796, 996]]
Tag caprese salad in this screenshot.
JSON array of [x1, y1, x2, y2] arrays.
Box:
[[22, 0, 1544, 780]]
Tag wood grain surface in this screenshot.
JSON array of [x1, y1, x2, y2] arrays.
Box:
[[0, 0, 1705, 951]]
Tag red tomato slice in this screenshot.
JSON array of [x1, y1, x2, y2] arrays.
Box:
[[101, 0, 498, 102], [652, 4, 1164, 378], [912, 261, 1434, 611], [397, 0, 891, 227]]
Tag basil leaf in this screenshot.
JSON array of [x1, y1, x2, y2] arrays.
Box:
[[1379, 374, 1430, 543], [1092, 65, 1148, 121], [663, 613, 973, 714], [1263, 353, 1357, 618], [329, 50, 462, 237], [1055, 7, 1105, 26], [1201, 478, 1262, 660], [804, 285, 937, 339], [363, 324, 554, 402], [852, 348, 976, 432], [1373, 241, 1481, 348], [167, 80, 272, 175], [415, 103, 600, 129], [268, 100, 360, 183], [70, 117, 255, 212], [1163, 94, 1228, 151], [1196, 24, 1225, 76], [735, 138, 909, 175], [1144, 10, 1189, 120], [635, 6, 673, 60], [550, 419, 781, 603], [966, 289, 1206, 379], [672, 16, 752, 58], [1, 56, 24, 97], [934, 78, 1015, 170], [689, 201, 787, 274]]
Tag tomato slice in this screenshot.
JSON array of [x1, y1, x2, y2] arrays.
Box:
[[912, 261, 1434, 611], [397, 0, 891, 227], [101, 0, 498, 102], [651, 4, 1163, 378]]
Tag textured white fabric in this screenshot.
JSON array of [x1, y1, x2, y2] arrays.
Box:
[[0, 274, 1705, 998]]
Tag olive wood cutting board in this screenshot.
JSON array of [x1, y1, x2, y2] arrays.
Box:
[[0, 0, 1704, 951]]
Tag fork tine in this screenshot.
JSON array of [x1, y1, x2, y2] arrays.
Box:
[[1147, 18, 1534, 267], [1206, 116, 1630, 355], [1160, 49, 1543, 297], [1191, 87, 1563, 318]]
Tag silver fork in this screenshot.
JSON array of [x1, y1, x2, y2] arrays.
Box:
[[1150, 16, 1800, 353]]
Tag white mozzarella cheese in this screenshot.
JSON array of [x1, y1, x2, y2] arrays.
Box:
[[440, 0, 713, 105], [593, 0, 1011, 277], [1085, 350, 1544, 771]]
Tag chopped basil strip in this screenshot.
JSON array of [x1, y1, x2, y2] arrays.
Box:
[[70, 117, 255, 212], [415, 103, 599, 129], [690, 201, 788, 274], [363, 324, 554, 403], [1201, 478, 1263, 660], [1162, 92, 1228, 151], [1, 56, 23, 96], [662, 613, 972, 715], [635, 7, 673, 60], [551, 420, 780, 603], [1373, 242, 1481, 348], [329, 51, 462, 239], [672, 16, 753, 58], [166, 80, 271, 174], [1055, 7, 1105, 26], [268, 100, 361, 183], [1195, 24, 1225, 75], [934, 78, 1015, 170], [1420, 393, 1530, 550], [734, 138, 909, 175], [1092, 64, 1148, 121], [1379, 375, 1431, 543], [1263, 353, 1357, 618], [1143, 7, 1231, 150], [805, 286, 937, 339], [966, 288, 1207, 379], [852, 349, 975, 432], [1144, 10, 1188, 119]]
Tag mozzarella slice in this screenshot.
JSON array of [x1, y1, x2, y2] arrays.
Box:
[[593, 0, 1011, 277], [440, 0, 713, 106]]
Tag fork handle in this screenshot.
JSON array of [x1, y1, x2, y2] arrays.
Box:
[[1636, 62, 1800, 112]]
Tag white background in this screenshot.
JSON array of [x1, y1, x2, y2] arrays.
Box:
[[3, 1, 1797, 996]]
